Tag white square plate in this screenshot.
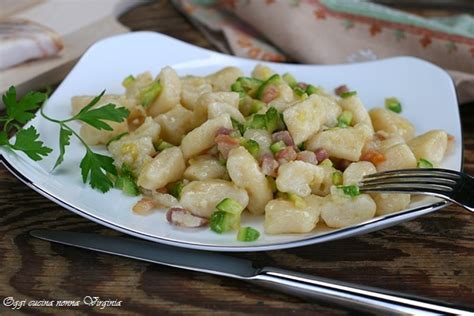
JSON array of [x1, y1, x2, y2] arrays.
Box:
[[0, 32, 462, 252]]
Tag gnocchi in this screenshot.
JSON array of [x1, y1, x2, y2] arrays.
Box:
[[276, 161, 324, 197], [343, 161, 376, 185], [148, 66, 181, 117], [206, 67, 244, 92], [267, 82, 295, 112], [251, 64, 276, 81], [70, 64, 452, 239], [180, 179, 249, 218], [372, 193, 411, 216], [194, 92, 240, 126], [208, 101, 245, 123], [180, 76, 213, 110], [264, 195, 323, 234], [155, 104, 194, 145], [338, 95, 373, 133], [320, 191, 376, 228], [184, 155, 227, 181], [305, 124, 370, 161], [137, 147, 185, 190], [313, 94, 342, 128], [408, 130, 448, 165], [369, 107, 415, 141], [243, 129, 272, 158], [376, 143, 417, 172], [181, 114, 232, 159], [227, 146, 273, 215], [311, 164, 337, 196], [123, 72, 153, 104], [282, 95, 325, 145], [107, 117, 161, 176]]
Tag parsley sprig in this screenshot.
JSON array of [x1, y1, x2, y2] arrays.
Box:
[[0, 86, 52, 160], [40, 90, 130, 192], [1, 86, 130, 193]]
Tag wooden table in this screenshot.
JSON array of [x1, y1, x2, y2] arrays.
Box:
[[1, 1, 473, 314]]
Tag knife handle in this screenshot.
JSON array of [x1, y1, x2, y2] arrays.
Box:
[[251, 267, 473, 315]]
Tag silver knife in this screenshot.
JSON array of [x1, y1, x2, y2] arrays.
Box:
[[30, 230, 473, 315]]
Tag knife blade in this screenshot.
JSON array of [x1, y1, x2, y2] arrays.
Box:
[[30, 229, 257, 279], [30, 230, 473, 315]]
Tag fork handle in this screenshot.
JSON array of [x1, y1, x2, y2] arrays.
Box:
[[251, 267, 473, 315]]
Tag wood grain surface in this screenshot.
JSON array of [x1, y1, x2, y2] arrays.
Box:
[[0, 1, 473, 315]]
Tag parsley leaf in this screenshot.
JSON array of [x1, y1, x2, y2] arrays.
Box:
[[1, 87, 51, 161], [10, 126, 52, 161], [1, 87, 128, 193], [79, 149, 117, 193], [52, 125, 73, 170], [0, 131, 8, 146], [41, 90, 128, 192], [71, 91, 129, 131], [3, 86, 46, 125], [76, 90, 106, 114], [74, 103, 130, 131]]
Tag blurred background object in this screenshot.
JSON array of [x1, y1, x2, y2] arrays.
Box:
[[0, 18, 63, 70], [372, 0, 474, 12], [1, 0, 472, 104], [0, 0, 145, 106], [172, 0, 474, 103]]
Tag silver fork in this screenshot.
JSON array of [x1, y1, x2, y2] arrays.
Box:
[[359, 168, 474, 213]]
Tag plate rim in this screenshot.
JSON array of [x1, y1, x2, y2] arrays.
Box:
[[0, 31, 463, 252], [0, 155, 452, 252]]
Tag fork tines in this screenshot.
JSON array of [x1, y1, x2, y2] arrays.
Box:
[[359, 168, 460, 196], [360, 168, 474, 212], [363, 168, 461, 180]]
